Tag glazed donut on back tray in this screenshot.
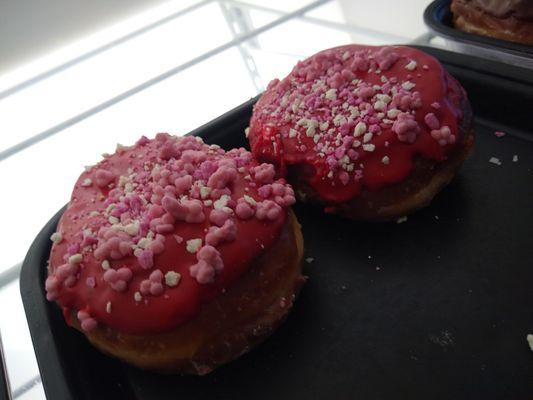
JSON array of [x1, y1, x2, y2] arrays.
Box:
[[247, 45, 474, 221], [451, 0, 533, 45], [46, 133, 304, 375]]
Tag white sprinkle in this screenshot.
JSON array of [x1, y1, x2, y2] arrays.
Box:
[[106, 302, 112, 313], [124, 182, 134, 193], [108, 216, 119, 225], [396, 216, 408, 224], [333, 114, 347, 127], [244, 195, 257, 206], [513, 155, 518, 162], [203, 200, 213, 206], [214, 194, 231, 210], [382, 156, 390, 165], [134, 292, 142, 302], [116, 143, 126, 152], [118, 175, 128, 188], [363, 132, 373, 143], [376, 94, 391, 104], [362, 144, 375, 152], [387, 108, 401, 119], [374, 100, 386, 111], [244, 127, 250, 138], [289, 128, 297, 138], [342, 51, 350, 61], [401, 81, 416, 91], [137, 237, 152, 249], [349, 107, 360, 118], [325, 88, 337, 101], [186, 238, 202, 253], [50, 232, 63, 244], [489, 157, 502, 166], [352, 140, 361, 148], [68, 254, 83, 264], [319, 122, 329, 132], [526, 334, 533, 351], [306, 124, 316, 137], [405, 60, 417, 71], [297, 118, 308, 126], [89, 211, 100, 217], [200, 186, 212, 199], [101, 260, 110, 270], [291, 99, 301, 113], [327, 171, 333, 178], [306, 257, 314, 263], [81, 178, 92, 187], [165, 271, 181, 287], [354, 122, 367, 137], [124, 221, 140, 236]]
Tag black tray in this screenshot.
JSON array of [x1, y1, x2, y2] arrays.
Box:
[[424, 0, 533, 69], [0, 334, 10, 400], [21, 46, 533, 400]]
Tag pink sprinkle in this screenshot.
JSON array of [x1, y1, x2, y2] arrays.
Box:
[[424, 113, 440, 130], [94, 169, 115, 188], [392, 113, 420, 143], [158, 142, 180, 160], [235, 201, 254, 220], [161, 195, 188, 220], [206, 219, 237, 246], [207, 166, 237, 189], [375, 46, 399, 71], [136, 136, 150, 146], [431, 102, 441, 109], [339, 171, 350, 185], [140, 269, 165, 296], [252, 163, 276, 184], [190, 245, 224, 284], [86, 277, 96, 288], [45, 276, 60, 300], [209, 209, 230, 226], [431, 126, 455, 146], [255, 200, 282, 221], [103, 267, 132, 292], [77, 310, 97, 332], [137, 249, 154, 269], [494, 131, 506, 138], [174, 175, 193, 194]]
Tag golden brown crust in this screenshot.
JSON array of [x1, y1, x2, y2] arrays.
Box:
[[452, 0, 533, 45], [69, 211, 305, 374]]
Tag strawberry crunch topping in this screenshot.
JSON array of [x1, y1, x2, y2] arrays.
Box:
[[46, 134, 295, 334], [248, 45, 466, 203]]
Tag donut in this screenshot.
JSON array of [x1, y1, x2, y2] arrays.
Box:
[[451, 0, 533, 45], [45, 134, 304, 374], [247, 45, 474, 221]]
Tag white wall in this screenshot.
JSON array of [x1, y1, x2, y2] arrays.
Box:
[[0, 0, 169, 74]]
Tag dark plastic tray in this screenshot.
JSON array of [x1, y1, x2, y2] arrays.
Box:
[[424, 0, 533, 69], [21, 46, 533, 399], [0, 335, 10, 400]]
